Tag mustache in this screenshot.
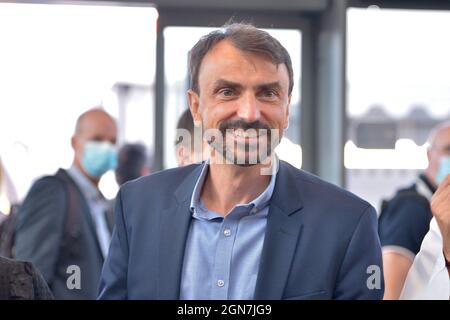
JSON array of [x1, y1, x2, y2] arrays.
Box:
[[218, 120, 270, 134]]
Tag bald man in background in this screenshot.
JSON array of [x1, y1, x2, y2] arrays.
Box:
[[379, 121, 450, 299], [14, 108, 118, 299]]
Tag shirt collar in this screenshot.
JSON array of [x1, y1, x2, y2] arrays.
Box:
[[189, 157, 279, 219], [67, 165, 103, 202]]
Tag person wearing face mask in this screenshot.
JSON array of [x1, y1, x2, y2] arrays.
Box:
[[379, 121, 450, 299], [14, 108, 118, 299], [400, 174, 450, 299]]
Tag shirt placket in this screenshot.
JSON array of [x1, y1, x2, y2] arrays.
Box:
[[210, 212, 240, 300]]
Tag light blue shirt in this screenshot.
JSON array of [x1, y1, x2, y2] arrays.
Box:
[[180, 159, 278, 300], [67, 165, 111, 258]]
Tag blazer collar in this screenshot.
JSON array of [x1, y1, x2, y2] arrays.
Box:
[[269, 160, 304, 215], [174, 163, 205, 204]]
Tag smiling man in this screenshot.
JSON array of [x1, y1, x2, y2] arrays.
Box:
[[98, 23, 383, 300]]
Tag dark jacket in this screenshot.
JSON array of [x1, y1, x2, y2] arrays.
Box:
[[14, 169, 114, 299], [378, 174, 435, 256], [99, 161, 384, 300], [0, 256, 53, 300]]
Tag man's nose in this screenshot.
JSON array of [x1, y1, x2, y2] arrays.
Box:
[[236, 93, 261, 123]]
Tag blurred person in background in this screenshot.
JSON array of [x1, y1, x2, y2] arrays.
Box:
[[14, 108, 117, 299], [0, 255, 53, 300], [0, 158, 20, 257], [0, 157, 19, 217], [115, 143, 152, 185], [175, 109, 209, 166], [379, 121, 450, 299], [400, 174, 450, 299]]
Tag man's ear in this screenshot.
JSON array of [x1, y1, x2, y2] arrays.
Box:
[[140, 166, 151, 176], [284, 95, 291, 130], [176, 146, 186, 167], [71, 136, 77, 151], [187, 89, 202, 126]]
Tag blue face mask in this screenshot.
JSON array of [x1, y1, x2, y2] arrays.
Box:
[[81, 141, 118, 178], [435, 156, 450, 185]]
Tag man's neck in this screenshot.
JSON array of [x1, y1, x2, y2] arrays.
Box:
[[200, 159, 272, 216], [73, 161, 100, 188]]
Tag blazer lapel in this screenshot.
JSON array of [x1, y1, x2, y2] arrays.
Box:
[[157, 164, 204, 299], [254, 162, 304, 300]]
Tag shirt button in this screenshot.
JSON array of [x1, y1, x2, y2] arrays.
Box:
[[223, 229, 231, 237], [217, 280, 225, 287]]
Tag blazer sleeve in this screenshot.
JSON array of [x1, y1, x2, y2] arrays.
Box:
[[334, 205, 385, 299], [97, 188, 129, 299], [14, 177, 66, 285]]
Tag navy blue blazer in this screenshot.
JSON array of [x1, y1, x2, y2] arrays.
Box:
[[98, 161, 384, 300]]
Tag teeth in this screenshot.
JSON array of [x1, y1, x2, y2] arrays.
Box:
[[233, 129, 258, 138]]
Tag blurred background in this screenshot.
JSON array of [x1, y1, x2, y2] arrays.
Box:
[[0, 0, 449, 212]]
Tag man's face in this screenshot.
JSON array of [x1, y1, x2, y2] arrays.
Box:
[[428, 126, 450, 181], [72, 111, 117, 175], [188, 40, 291, 166]]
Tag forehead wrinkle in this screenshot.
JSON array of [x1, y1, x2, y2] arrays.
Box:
[[213, 79, 242, 89], [240, 50, 281, 76], [199, 42, 288, 94], [256, 81, 282, 90]]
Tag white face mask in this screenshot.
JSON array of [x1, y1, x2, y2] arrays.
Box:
[[435, 156, 450, 185]]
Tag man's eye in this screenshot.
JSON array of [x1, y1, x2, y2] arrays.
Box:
[[219, 88, 234, 97], [262, 90, 277, 98]]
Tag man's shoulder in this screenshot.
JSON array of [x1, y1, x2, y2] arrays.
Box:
[[17, 169, 72, 222], [378, 177, 432, 233], [278, 162, 378, 251], [25, 169, 69, 197], [381, 179, 430, 215], [120, 163, 202, 194], [279, 160, 372, 211], [392, 185, 427, 202]]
